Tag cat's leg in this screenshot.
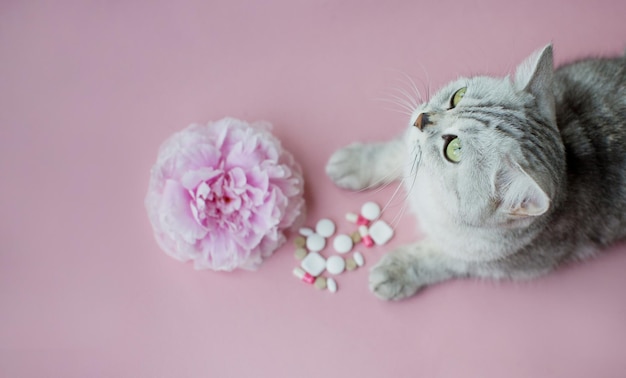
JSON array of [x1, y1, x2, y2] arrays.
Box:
[[370, 240, 559, 300], [369, 240, 469, 300], [326, 136, 407, 191]]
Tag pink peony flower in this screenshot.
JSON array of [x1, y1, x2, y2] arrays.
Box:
[[145, 117, 305, 271]]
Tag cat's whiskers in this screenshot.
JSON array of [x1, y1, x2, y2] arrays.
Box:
[[379, 146, 421, 221], [376, 69, 428, 117], [376, 94, 416, 116], [373, 70, 429, 228], [389, 148, 422, 229], [413, 62, 432, 102], [393, 72, 424, 105], [381, 107, 414, 117], [353, 164, 405, 193], [379, 177, 408, 217], [391, 86, 419, 108]]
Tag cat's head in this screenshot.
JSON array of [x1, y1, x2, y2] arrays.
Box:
[[407, 45, 565, 229]]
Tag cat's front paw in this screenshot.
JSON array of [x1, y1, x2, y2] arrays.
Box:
[[369, 250, 423, 301], [325, 143, 373, 190]]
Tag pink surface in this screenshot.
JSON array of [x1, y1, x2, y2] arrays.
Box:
[[2, 1, 626, 377]]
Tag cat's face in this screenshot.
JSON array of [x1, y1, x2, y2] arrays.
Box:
[[406, 45, 565, 229]]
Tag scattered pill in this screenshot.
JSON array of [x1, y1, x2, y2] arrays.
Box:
[[346, 212, 369, 226], [306, 233, 326, 252], [369, 220, 394, 245], [294, 248, 308, 260], [301, 252, 326, 276], [346, 257, 357, 271], [361, 201, 381, 220], [326, 255, 346, 275], [293, 267, 315, 284], [350, 230, 362, 244], [315, 218, 336, 238], [299, 227, 315, 237], [333, 234, 353, 254], [294, 236, 306, 248], [345, 212, 358, 223], [327, 277, 337, 293], [314, 276, 327, 290], [359, 225, 374, 248], [353, 251, 365, 267], [292, 202, 394, 292]]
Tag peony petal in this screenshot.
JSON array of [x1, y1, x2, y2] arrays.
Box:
[[229, 167, 247, 189], [214, 120, 230, 150], [246, 167, 269, 194], [159, 179, 208, 244], [195, 196, 206, 212], [204, 232, 239, 271], [249, 189, 279, 233], [190, 200, 200, 223], [184, 144, 221, 170], [196, 181, 210, 199], [232, 226, 264, 253], [181, 167, 222, 191], [225, 147, 261, 171]]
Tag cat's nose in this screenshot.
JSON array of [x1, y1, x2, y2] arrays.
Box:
[[413, 112, 432, 131]]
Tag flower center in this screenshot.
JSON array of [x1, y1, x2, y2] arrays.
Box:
[[188, 171, 246, 227]]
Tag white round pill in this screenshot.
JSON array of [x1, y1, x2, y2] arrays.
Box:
[[306, 233, 326, 252], [361, 201, 381, 220], [315, 218, 336, 238], [326, 255, 346, 275], [353, 251, 365, 267], [332, 234, 353, 254], [327, 277, 337, 293]]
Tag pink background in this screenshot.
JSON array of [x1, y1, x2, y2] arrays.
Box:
[[2, 1, 626, 377]]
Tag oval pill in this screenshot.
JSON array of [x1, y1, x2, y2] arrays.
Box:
[[315, 218, 336, 238], [327, 277, 337, 293], [326, 255, 346, 275], [361, 201, 381, 220], [306, 233, 326, 252], [345, 212, 358, 223], [353, 251, 364, 267], [299, 227, 314, 237], [333, 234, 353, 254]]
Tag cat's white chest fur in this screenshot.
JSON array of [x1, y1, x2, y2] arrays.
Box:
[[405, 168, 526, 262], [405, 172, 467, 255]]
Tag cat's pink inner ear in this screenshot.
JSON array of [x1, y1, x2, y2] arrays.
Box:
[[496, 161, 551, 218], [509, 189, 550, 217]]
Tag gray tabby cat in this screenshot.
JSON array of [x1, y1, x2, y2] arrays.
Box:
[[326, 45, 626, 300]]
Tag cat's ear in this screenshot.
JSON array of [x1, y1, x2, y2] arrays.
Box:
[[514, 44, 554, 92], [513, 44, 555, 120], [495, 160, 550, 218]]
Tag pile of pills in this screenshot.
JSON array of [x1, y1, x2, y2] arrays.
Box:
[[291, 201, 394, 293]]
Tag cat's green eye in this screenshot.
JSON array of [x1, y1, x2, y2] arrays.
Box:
[[450, 87, 467, 109], [444, 136, 461, 163]]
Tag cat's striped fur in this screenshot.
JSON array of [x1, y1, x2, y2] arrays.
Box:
[[326, 45, 626, 300]]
